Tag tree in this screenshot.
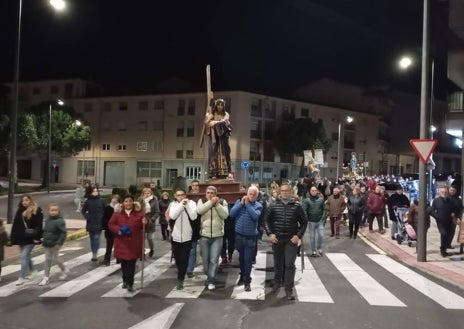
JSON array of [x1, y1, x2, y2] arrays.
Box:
[[274, 118, 332, 163], [18, 101, 90, 187]]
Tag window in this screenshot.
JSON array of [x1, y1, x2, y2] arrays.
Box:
[[153, 140, 163, 152], [187, 99, 196, 115], [249, 140, 259, 160], [250, 121, 261, 139], [137, 121, 148, 131], [137, 161, 162, 178], [103, 102, 112, 112], [50, 85, 59, 94], [177, 100, 185, 116], [177, 121, 184, 137], [118, 144, 127, 151], [117, 121, 127, 131], [84, 103, 92, 112], [186, 120, 195, 137], [263, 167, 273, 182], [185, 166, 201, 180], [154, 100, 164, 110], [251, 99, 261, 117], [186, 150, 194, 159], [185, 141, 194, 159], [176, 150, 183, 159], [137, 141, 148, 151], [32, 87, 41, 95], [153, 120, 163, 131], [139, 101, 148, 111], [102, 143, 110, 150], [77, 160, 95, 177], [264, 122, 274, 140], [301, 108, 309, 117], [64, 83, 73, 97], [119, 101, 128, 111]]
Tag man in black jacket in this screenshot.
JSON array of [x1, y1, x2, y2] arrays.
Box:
[[387, 187, 410, 240], [264, 183, 308, 300], [429, 187, 459, 257]]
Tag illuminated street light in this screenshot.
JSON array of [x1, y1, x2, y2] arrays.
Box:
[[430, 125, 437, 132], [336, 116, 354, 180], [50, 0, 66, 11], [398, 56, 413, 70]]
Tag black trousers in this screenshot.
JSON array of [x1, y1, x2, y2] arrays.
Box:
[[222, 227, 235, 258], [104, 229, 115, 262], [272, 238, 298, 290], [349, 212, 363, 237], [172, 240, 192, 281], [120, 259, 137, 285], [161, 224, 169, 240]]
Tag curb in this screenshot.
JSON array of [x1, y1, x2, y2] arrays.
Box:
[[66, 229, 88, 241], [360, 229, 464, 291]]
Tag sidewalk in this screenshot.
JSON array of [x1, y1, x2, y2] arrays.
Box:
[[2, 219, 87, 260], [359, 219, 464, 290]]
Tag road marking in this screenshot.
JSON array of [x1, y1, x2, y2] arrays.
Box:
[[166, 265, 205, 299], [102, 251, 173, 298], [358, 234, 387, 255], [0, 253, 60, 277], [128, 303, 184, 329], [38, 249, 111, 298], [60, 247, 84, 252], [231, 251, 267, 300], [0, 249, 104, 297], [326, 253, 406, 307], [294, 256, 334, 303], [368, 254, 464, 309]]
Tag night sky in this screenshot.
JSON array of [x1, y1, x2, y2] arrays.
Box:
[[0, 0, 450, 98]]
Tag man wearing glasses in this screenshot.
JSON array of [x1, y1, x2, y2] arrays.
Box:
[[265, 183, 308, 300], [197, 186, 229, 291], [169, 188, 198, 290]]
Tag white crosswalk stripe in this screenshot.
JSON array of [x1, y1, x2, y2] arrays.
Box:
[[368, 254, 464, 310], [294, 256, 334, 303], [1, 253, 63, 277], [2, 246, 464, 309], [326, 253, 406, 307]]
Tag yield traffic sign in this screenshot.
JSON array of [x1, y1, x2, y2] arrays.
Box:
[[409, 139, 438, 164]]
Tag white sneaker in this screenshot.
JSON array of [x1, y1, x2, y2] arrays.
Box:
[[16, 278, 25, 286], [38, 277, 49, 286], [207, 283, 216, 291], [59, 268, 70, 280], [26, 270, 38, 279]]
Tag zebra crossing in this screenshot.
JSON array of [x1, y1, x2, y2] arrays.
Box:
[[1, 247, 464, 310]]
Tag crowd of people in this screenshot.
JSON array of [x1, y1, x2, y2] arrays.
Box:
[[0, 175, 462, 300]]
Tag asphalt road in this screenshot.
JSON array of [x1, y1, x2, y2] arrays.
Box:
[[1, 223, 464, 329], [0, 191, 85, 221]]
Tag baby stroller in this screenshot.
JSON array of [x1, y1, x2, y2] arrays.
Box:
[[393, 206, 410, 245]]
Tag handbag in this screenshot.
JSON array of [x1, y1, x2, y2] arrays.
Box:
[[22, 217, 38, 238]]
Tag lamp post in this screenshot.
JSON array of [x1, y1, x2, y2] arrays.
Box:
[[75, 120, 85, 183], [336, 116, 354, 181], [7, 0, 66, 222], [48, 99, 64, 193]]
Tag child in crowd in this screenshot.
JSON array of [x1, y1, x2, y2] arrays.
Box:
[[0, 219, 10, 283], [38, 203, 69, 286]]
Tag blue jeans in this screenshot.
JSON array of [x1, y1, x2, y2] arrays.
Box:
[[199, 236, 223, 285], [89, 231, 101, 256], [19, 244, 35, 279], [187, 240, 197, 273], [308, 221, 324, 252], [235, 234, 256, 284]]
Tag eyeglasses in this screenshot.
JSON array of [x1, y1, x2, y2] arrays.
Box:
[[175, 193, 185, 197]]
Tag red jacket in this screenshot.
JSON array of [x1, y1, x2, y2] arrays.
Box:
[[109, 209, 145, 260], [367, 191, 385, 215]]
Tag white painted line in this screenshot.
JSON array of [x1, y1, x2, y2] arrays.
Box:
[[60, 247, 84, 252], [0, 249, 104, 297], [166, 266, 205, 299], [368, 254, 464, 310], [102, 251, 173, 298], [128, 303, 184, 329], [231, 251, 267, 300], [326, 253, 406, 307], [358, 234, 387, 255], [1, 253, 63, 277], [294, 256, 334, 303], [39, 249, 113, 298]]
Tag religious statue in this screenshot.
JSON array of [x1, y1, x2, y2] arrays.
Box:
[[306, 153, 320, 178], [205, 98, 232, 178], [350, 152, 358, 172]]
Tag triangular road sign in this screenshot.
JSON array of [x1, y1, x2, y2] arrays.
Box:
[[409, 139, 438, 164]]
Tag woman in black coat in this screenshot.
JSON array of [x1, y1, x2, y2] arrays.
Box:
[[10, 194, 43, 285], [81, 187, 106, 262]]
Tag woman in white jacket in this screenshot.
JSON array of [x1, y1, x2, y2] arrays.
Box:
[[169, 188, 198, 290]]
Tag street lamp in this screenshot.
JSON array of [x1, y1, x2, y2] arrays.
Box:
[[7, 0, 67, 222], [48, 99, 64, 193], [336, 116, 354, 181], [398, 56, 413, 70], [74, 120, 86, 184]]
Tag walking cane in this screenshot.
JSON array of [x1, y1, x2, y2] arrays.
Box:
[[141, 217, 146, 289]]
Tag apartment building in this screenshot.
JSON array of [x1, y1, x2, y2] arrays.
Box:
[[6, 79, 393, 188]]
